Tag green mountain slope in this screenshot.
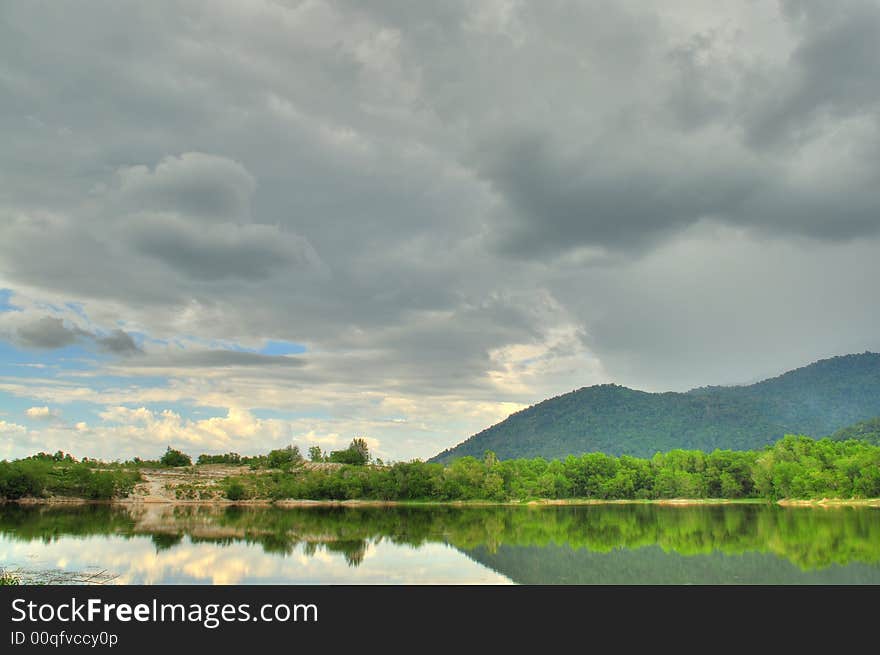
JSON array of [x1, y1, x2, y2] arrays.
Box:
[[831, 416, 880, 445], [430, 352, 880, 462]]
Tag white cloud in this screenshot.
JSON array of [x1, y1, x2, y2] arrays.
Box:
[[0, 420, 30, 460], [25, 406, 60, 420], [95, 406, 288, 452], [0, 420, 27, 435]]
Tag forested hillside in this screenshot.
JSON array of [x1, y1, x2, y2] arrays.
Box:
[[431, 353, 880, 462], [831, 416, 880, 445]]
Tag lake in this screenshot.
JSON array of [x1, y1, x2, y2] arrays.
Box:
[[2, 503, 880, 584]]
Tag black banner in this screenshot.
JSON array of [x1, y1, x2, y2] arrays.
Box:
[[1, 585, 877, 651]]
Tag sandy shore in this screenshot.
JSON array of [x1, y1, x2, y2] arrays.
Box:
[[776, 498, 880, 507]]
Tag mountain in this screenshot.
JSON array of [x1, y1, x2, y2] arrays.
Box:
[[429, 352, 880, 462], [830, 416, 880, 445]]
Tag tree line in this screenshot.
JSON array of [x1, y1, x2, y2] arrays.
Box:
[[221, 435, 880, 502], [195, 438, 372, 468], [2, 435, 878, 501]]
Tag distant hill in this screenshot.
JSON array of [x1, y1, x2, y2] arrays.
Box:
[[831, 416, 880, 445], [430, 352, 880, 462]]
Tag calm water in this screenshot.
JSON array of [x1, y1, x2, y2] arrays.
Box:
[[2, 503, 880, 584]]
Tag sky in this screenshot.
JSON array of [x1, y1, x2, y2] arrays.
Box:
[[1, 0, 880, 462]]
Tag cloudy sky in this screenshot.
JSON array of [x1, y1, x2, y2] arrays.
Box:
[[2, 1, 880, 461]]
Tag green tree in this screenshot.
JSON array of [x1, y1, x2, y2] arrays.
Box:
[[160, 447, 192, 467], [267, 445, 303, 469], [719, 471, 742, 497], [328, 439, 370, 466], [350, 438, 371, 464]]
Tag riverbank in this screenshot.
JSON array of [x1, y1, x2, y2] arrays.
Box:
[[5, 496, 880, 507], [5, 458, 880, 508], [6, 436, 880, 507]]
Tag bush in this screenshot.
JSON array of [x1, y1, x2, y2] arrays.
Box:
[[0, 570, 20, 586], [224, 480, 248, 501], [197, 452, 242, 465], [160, 447, 192, 467], [329, 448, 368, 465], [84, 473, 119, 500], [0, 462, 46, 499]]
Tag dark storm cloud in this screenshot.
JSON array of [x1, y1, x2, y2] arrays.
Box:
[[122, 212, 318, 281], [113, 153, 257, 222], [471, 130, 763, 255], [15, 317, 88, 350], [0, 212, 180, 306], [11, 317, 142, 356], [449, 1, 880, 259], [95, 329, 141, 356], [107, 151, 323, 281], [750, 0, 880, 145]]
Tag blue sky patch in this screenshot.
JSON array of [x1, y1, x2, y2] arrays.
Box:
[[260, 340, 307, 356], [0, 340, 101, 376], [206, 339, 307, 356], [0, 289, 21, 312], [252, 407, 329, 421]]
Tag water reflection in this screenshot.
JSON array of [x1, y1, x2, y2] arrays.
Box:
[[1, 503, 880, 584]]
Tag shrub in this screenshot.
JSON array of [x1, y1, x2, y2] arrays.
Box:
[[0, 462, 46, 499], [224, 480, 248, 501], [328, 448, 367, 465], [197, 453, 243, 465], [0, 570, 20, 586], [84, 473, 119, 500]]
